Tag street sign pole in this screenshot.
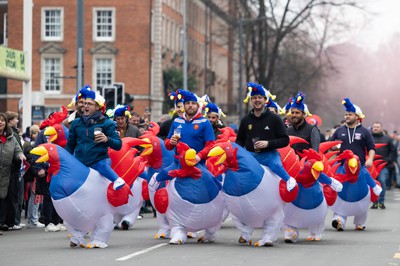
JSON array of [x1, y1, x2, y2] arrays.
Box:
[[22, 0, 33, 131]]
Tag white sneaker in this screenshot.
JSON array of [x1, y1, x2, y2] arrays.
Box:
[[45, 223, 60, 232], [113, 177, 126, 190], [27, 222, 45, 228], [286, 177, 297, 192], [9, 224, 22, 230], [57, 223, 67, 231], [18, 223, 26, 228], [137, 215, 143, 220]]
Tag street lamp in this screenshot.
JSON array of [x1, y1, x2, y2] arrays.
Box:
[[77, 0, 84, 91]]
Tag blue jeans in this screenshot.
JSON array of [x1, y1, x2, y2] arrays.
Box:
[[91, 158, 119, 182], [27, 186, 40, 225], [251, 150, 291, 182], [395, 163, 400, 188], [377, 167, 389, 204]]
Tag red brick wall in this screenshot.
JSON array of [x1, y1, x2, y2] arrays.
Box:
[[6, 0, 152, 114]]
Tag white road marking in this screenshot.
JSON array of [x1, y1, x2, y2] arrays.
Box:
[[116, 243, 168, 261]]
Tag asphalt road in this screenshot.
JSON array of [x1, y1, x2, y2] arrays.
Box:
[[1, 189, 400, 266]]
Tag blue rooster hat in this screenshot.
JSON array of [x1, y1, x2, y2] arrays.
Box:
[[342, 97, 365, 119], [114, 105, 131, 118], [168, 90, 185, 107], [265, 98, 283, 113], [204, 102, 226, 118], [281, 97, 294, 115], [67, 84, 91, 108], [290, 92, 306, 112], [79, 84, 106, 113], [176, 89, 199, 104], [243, 82, 276, 103]]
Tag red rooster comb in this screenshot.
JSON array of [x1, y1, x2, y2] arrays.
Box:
[[39, 106, 69, 130]]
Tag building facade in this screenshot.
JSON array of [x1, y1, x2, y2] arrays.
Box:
[[1, 0, 240, 126]]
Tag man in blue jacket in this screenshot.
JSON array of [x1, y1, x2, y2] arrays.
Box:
[[65, 86, 124, 190]]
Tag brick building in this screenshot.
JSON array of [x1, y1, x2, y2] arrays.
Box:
[[0, 0, 239, 127]]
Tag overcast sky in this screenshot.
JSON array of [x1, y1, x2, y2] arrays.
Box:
[[349, 0, 400, 50]]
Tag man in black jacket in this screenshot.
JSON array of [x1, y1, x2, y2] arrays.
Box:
[[371, 122, 396, 209], [157, 94, 184, 140], [236, 82, 296, 192], [204, 102, 225, 139], [287, 93, 320, 153]]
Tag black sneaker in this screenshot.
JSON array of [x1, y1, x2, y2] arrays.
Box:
[[121, 220, 130, 230], [371, 203, 378, 209], [332, 219, 343, 231], [0, 224, 9, 231], [379, 203, 386, 209]]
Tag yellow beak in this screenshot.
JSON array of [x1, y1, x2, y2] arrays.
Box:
[[184, 149, 197, 166], [348, 158, 358, 174], [207, 146, 227, 165], [311, 161, 324, 180], [44, 126, 57, 143], [30, 146, 49, 163], [139, 138, 153, 156]]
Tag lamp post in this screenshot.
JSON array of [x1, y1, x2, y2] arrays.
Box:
[[76, 0, 84, 91], [22, 0, 33, 132]]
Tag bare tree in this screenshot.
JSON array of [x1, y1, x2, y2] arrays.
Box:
[[239, 0, 365, 96]]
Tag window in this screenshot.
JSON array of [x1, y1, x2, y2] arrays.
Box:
[[94, 57, 114, 91], [3, 13, 7, 46], [151, 11, 154, 43], [162, 16, 167, 47], [42, 8, 63, 41], [169, 20, 174, 50], [93, 8, 115, 42], [42, 56, 62, 93], [45, 107, 60, 119]]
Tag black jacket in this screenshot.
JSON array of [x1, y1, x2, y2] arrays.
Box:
[[372, 132, 396, 163], [287, 121, 320, 152], [157, 113, 179, 140], [236, 108, 289, 152]]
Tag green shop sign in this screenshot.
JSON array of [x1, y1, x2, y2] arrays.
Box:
[[0, 46, 30, 81]]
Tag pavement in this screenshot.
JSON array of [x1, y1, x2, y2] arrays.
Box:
[[1, 189, 400, 266]]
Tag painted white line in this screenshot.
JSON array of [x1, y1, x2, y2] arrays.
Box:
[[116, 243, 168, 261]]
